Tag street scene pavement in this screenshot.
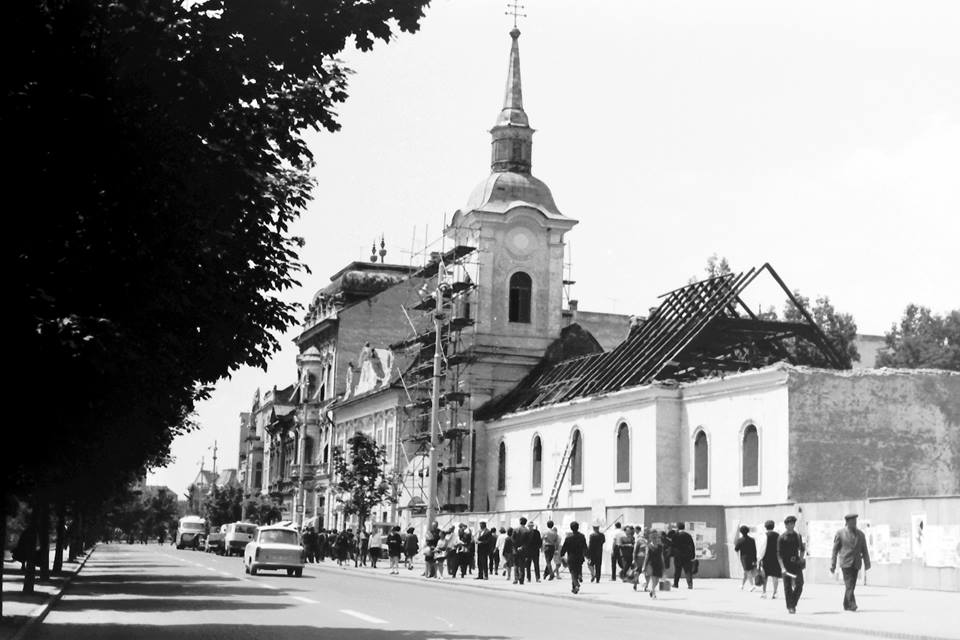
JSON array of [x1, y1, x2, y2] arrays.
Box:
[[7, 544, 955, 640]]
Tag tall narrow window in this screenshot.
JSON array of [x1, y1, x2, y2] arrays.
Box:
[[570, 430, 583, 486], [532, 436, 542, 490], [304, 437, 314, 465], [616, 423, 630, 484], [497, 442, 507, 491], [508, 272, 532, 323], [693, 430, 709, 491], [742, 424, 759, 488], [254, 462, 262, 488], [454, 477, 463, 497]]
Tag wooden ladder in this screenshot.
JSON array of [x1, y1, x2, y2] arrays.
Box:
[[546, 434, 575, 510]]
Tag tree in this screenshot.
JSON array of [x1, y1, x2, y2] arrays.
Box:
[[689, 253, 732, 283], [242, 495, 283, 526], [202, 485, 244, 528], [6, 0, 429, 551], [782, 292, 859, 368], [332, 432, 395, 530], [877, 305, 960, 371]]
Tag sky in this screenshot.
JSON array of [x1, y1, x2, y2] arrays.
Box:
[[148, 0, 960, 496]]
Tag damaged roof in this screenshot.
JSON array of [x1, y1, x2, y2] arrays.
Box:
[[479, 263, 848, 419]]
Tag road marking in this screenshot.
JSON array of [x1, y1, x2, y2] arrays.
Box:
[[206, 567, 218, 571], [259, 583, 280, 590], [340, 609, 387, 624], [291, 596, 319, 604], [219, 571, 234, 577]]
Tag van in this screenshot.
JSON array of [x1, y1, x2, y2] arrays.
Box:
[[176, 515, 207, 550], [224, 522, 258, 556]]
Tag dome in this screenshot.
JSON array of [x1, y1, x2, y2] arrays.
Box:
[[463, 171, 566, 219]]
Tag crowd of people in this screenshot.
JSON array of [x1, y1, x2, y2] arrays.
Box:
[[300, 513, 871, 613]]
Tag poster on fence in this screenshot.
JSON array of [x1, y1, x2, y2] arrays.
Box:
[[922, 525, 960, 568], [807, 520, 844, 557], [686, 521, 718, 560]]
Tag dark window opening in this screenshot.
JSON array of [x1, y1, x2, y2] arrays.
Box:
[[509, 272, 532, 323], [497, 442, 506, 491], [742, 425, 759, 487], [570, 430, 582, 486], [532, 436, 542, 489], [616, 423, 630, 484], [694, 430, 709, 491]]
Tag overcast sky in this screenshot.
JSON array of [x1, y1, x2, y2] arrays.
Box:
[[149, 0, 960, 496]]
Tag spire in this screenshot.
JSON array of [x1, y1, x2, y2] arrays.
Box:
[[490, 28, 534, 174]]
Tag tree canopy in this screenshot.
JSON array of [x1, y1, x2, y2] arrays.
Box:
[[6, 0, 429, 503], [332, 432, 395, 528], [877, 305, 960, 371]]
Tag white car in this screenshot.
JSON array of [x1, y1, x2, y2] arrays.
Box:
[[244, 525, 304, 577], [224, 522, 258, 557]]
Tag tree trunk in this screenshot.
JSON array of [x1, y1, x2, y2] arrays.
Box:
[[38, 498, 51, 582], [53, 499, 66, 573], [1, 497, 6, 617], [23, 508, 39, 595]]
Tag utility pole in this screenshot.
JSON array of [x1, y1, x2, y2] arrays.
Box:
[[425, 267, 447, 531], [211, 440, 218, 478], [296, 401, 307, 529]]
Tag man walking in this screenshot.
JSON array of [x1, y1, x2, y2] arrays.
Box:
[[778, 515, 806, 614], [513, 517, 530, 584], [525, 521, 543, 582], [611, 521, 625, 581], [560, 521, 588, 594], [830, 514, 871, 612], [476, 521, 493, 579], [671, 522, 696, 589], [542, 521, 559, 580], [587, 524, 606, 583]]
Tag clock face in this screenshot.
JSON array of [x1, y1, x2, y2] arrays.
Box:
[[506, 226, 535, 257]]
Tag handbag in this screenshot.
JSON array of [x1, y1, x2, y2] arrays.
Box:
[[754, 572, 764, 586], [691, 559, 700, 575]]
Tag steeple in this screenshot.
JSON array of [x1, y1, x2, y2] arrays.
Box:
[[490, 28, 534, 174]]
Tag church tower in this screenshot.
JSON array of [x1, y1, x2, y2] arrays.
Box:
[[448, 27, 578, 405]]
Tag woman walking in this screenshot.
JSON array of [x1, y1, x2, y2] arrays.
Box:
[[631, 529, 648, 591], [735, 525, 759, 591], [760, 520, 782, 599], [502, 527, 515, 582], [642, 530, 666, 598], [403, 526, 419, 570]]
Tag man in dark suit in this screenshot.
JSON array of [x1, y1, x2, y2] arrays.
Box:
[[512, 517, 530, 584], [830, 514, 871, 611], [525, 521, 543, 582], [587, 524, 606, 583], [671, 521, 696, 589], [475, 521, 493, 580], [560, 521, 588, 594]]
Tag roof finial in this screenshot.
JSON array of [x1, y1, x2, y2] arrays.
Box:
[[505, 2, 526, 29]]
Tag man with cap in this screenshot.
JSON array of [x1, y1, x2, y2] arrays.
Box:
[[777, 515, 806, 614], [831, 514, 871, 611]]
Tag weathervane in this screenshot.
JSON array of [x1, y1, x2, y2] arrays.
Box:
[[505, 2, 526, 28]]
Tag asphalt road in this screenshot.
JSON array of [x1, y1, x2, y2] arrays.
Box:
[[28, 544, 869, 640]]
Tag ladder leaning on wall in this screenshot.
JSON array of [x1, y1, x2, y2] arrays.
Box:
[[546, 433, 576, 510]]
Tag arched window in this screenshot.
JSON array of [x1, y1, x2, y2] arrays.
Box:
[[616, 422, 630, 484], [322, 444, 329, 466], [497, 442, 507, 491], [742, 424, 759, 488], [693, 429, 709, 492], [508, 272, 532, 323], [570, 429, 583, 486], [304, 437, 314, 464], [532, 436, 542, 490]]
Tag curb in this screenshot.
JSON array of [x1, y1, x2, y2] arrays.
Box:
[[303, 561, 951, 640], [9, 545, 97, 640]]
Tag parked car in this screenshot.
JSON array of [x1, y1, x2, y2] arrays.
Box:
[[224, 522, 258, 556], [244, 525, 304, 577], [205, 525, 226, 554]]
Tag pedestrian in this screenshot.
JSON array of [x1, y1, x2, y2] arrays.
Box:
[[434, 529, 450, 579], [560, 521, 588, 594], [457, 524, 473, 578], [631, 528, 648, 591], [760, 520, 781, 599], [493, 527, 506, 576], [369, 527, 382, 568], [386, 526, 403, 575], [830, 514, 871, 612], [587, 524, 605, 583], [403, 526, 419, 570], [475, 521, 493, 580], [335, 529, 350, 566], [503, 527, 516, 582], [610, 521, 625, 581], [357, 526, 369, 567], [525, 520, 542, 582], [671, 521, 696, 589], [512, 517, 530, 584], [734, 525, 759, 591], [424, 545, 438, 578], [618, 525, 635, 581], [542, 520, 560, 581], [777, 515, 806, 614], [446, 526, 460, 578], [642, 529, 666, 598]]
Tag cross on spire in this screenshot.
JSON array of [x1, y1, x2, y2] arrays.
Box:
[[505, 2, 526, 29]]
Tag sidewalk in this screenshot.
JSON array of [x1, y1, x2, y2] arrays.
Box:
[[0, 547, 95, 640], [306, 558, 957, 640]]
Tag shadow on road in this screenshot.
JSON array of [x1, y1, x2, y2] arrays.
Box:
[[52, 597, 291, 613], [66, 581, 273, 598], [28, 624, 512, 639]]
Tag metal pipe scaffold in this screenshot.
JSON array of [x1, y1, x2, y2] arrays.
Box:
[[425, 274, 447, 530]]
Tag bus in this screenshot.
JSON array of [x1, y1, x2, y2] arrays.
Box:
[[176, 515, 207, 550]]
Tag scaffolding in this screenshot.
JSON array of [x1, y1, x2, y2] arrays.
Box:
[[391, 242, 479, 517]]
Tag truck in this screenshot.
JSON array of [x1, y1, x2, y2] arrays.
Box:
[[175, 515, 207, 550], [204, 525, 227, 554], [224, 522, 258, 556]]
